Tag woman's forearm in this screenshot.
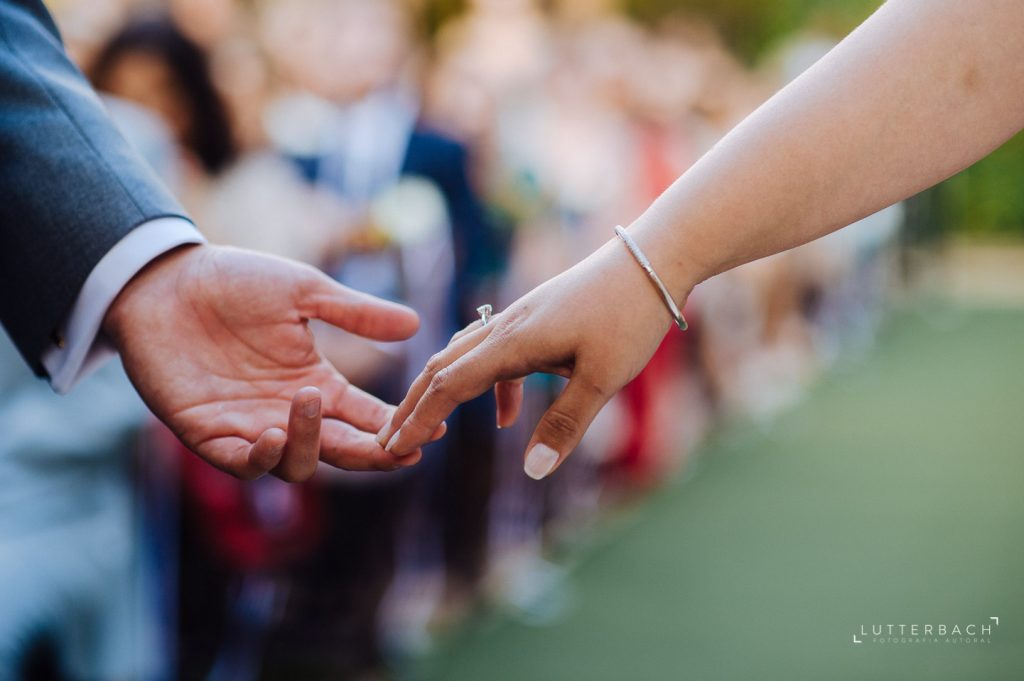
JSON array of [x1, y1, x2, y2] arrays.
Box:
[[634, 0, 1024, 298]]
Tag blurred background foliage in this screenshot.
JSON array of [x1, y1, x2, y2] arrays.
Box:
[[417, 0, 1024, 239], [628, 0, 1024, 239], [622, 0, 876, 61]]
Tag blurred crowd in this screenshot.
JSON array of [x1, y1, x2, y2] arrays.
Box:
[[0, 0, 901, 679]]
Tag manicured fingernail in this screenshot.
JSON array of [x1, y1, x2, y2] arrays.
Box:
[[385, 429, 402, 453], [524, 444, 558, 480], [303, 397, 321, 419], [376, 423, 391, 447]]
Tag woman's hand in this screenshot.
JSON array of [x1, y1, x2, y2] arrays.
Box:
[[376, 233, 689, 479]]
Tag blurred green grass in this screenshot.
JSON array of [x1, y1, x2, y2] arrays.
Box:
[[420, 306, 1024, 681]]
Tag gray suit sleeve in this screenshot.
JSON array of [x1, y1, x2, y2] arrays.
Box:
[[0, 0, 191, 376]]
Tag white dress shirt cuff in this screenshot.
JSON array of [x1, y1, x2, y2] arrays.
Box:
[[42, 217, 205, 394]]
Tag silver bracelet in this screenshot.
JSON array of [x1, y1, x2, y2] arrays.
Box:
[[614, 225, 688, 331]]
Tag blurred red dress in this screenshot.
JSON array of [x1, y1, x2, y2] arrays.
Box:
[[613, 123, 696, 485]]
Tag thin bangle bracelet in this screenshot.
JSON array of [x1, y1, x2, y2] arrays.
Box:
[[614, 225, 688, 331]]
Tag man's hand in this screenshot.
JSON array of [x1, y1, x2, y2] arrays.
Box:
[[104, 243, 430, 481]]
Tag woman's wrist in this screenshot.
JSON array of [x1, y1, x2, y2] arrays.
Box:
[[626, 214, 707, 309]]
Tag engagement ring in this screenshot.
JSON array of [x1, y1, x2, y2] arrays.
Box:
[[477, 304, 493, 326]]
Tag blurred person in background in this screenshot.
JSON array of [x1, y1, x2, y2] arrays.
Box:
[[696, 32, 902, 423], [166, 0, 240, 50], [429, 7, 708, 617], [425, 0, 601, 619], [91, 16, 236, 180], [255, 0, 504, 674], [90, 16, 342, 265], [421, 3, 705, 620], [0, 345, 165, 681]]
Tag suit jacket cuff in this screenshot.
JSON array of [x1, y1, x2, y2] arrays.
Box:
[[42, 217, 205, 393]]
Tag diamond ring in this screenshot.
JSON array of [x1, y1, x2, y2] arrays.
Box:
[[476, 304, 493, 326]]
